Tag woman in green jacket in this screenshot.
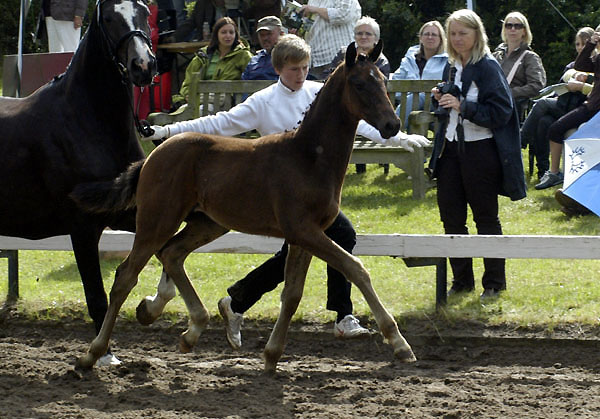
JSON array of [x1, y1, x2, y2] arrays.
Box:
[[173, 17, 253, 106]]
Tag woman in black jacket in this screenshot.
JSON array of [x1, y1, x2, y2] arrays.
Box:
[[429, 9, 526, 300]]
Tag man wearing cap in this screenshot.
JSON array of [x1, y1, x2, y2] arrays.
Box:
[[242, 16, 285, 81]]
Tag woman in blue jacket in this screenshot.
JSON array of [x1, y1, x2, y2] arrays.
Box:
[[391, 20, 448, 127], [429, 9, 526, 300]]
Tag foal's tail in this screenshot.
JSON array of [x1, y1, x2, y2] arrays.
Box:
[[70, 160, 144, 213]]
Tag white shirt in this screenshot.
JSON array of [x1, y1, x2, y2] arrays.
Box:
[[445, 61, 493, 142], [168, 79, 406, 145], [305, 0, 361, 67]]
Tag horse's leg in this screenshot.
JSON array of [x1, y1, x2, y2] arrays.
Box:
[[70, 226, 107, 336], [297, 231, 416, 362], [263, 245, 312, 373], [154, 212, 229, 351], [136, 269, 177, 326]]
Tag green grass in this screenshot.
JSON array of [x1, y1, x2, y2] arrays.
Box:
[[2, 153, 600, 331]]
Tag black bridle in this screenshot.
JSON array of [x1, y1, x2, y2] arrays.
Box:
[[96, 0, 153, 82], [95, 0, 156, 137]]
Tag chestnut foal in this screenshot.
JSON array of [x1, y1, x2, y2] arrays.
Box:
[[73, 43, 416, 372]]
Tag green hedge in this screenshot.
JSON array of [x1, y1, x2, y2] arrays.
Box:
[[0, 0, 596, 84]]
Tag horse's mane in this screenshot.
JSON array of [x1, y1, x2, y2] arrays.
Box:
[[298, 63, 346, 130]]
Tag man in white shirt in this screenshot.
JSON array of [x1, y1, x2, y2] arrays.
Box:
[[144, 34, 428, 349]]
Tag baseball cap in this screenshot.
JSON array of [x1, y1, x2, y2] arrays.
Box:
[[256, 16, 282, 32]]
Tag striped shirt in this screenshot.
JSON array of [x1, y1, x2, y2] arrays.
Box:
[[305, 0, 361, 67]]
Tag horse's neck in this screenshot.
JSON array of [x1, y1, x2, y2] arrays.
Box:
[[63, 26, 132, 117], [295, 74, 358, 170]]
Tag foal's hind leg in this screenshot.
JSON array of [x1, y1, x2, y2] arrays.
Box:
[[155, 212, 229, 352], [136, 269, 177, 326], [298, 231, 416, 362], [76, 243, 159, 368], [263, 245, 312, 373]]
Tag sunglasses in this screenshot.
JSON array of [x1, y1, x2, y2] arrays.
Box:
[[504, 22, 524, 30], [421, 32, 440, 38]]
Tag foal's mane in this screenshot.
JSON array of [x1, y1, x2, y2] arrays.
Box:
[[297, 62, 347, 132]]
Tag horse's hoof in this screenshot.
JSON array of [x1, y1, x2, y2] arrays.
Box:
[[263, 362, 277, 375], [136, 299, 157, 326], [394, 347, 417, 363], [179, 335, 193, 353]]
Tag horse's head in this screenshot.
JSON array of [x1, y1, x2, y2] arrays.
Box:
[[342, 41, 400, 139], [97, 0, 157, 86]]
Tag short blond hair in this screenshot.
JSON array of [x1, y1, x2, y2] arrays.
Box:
[[445, 9, 490, 65], [271, 34, 311, 71], [501, 11, 533, 46]]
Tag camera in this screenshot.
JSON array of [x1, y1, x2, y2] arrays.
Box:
[[434, 81, 461, 117]]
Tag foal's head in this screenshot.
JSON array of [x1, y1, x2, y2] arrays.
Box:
[[340, 41, 400, 139], [97, 0, 157, 86]]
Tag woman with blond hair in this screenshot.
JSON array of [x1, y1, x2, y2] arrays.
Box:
[[493, 11, 546, 119], [391, 20, 448, 126], [428, 9, 526, 299]]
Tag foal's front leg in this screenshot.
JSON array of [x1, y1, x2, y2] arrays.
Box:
[[302, 232, 416, 362], [263, 245, 312, 373]]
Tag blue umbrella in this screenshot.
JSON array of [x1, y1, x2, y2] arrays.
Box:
[[562, 111, 600, 216]]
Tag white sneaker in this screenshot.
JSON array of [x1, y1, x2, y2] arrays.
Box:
[[218, 296, 243, 350], [333, 314, 370, 339]]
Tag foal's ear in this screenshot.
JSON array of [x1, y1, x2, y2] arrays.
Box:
[[369, 40, 383, 63], [345, 41, 357, 69]]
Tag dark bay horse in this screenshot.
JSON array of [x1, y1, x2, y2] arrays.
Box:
[[0, 0, 156, 363], [72, 43, 417, 372]]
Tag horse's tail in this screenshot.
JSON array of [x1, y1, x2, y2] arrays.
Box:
[[70, 160, 144, 213]]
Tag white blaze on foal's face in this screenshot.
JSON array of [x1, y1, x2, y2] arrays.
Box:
[[112, 0, 153, 70]]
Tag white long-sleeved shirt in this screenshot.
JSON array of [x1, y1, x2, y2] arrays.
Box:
[[168, 79, 407, 144], [445, 62, 493, 142]]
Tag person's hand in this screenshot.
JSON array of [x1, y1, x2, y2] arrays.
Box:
[[432, 87, 442, 101], [439, 93, 460, 111], [141, 125, 170, 141], [567, 79, 583, 92], [573, 71, 587, 82], [391, 134, 431, 152], [73, 16, 83, 30], [591, 31, 600, 44], [299, 5, 313, 16]]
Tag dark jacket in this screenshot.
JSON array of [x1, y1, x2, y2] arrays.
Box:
[[242, 49, 278, 81], [574, 40, 600, 112], [429, 55, 527, 201], [46, 0, 88, 21]]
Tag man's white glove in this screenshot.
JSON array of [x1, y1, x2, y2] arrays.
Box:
[[391, 134, 431, 152], [141, 125, 170, 141]]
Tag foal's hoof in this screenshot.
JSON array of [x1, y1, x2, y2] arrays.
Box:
[[136, 299, 157, 326], [75, 354, 96, 370], [179, 335, 193, 353], [394, 347, 417, 363]]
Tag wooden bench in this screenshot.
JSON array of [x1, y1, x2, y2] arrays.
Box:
[[148, 79, 439, 198], [3, 231, 599, 309]]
